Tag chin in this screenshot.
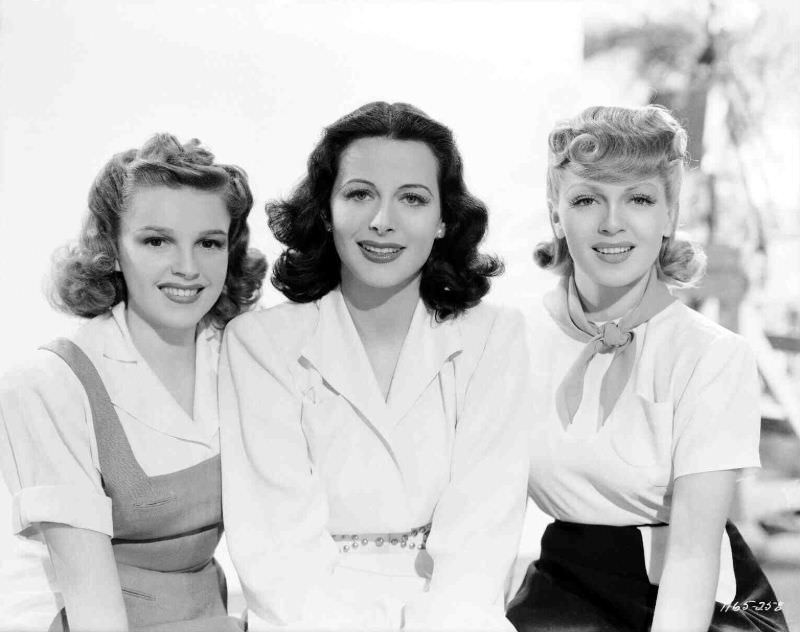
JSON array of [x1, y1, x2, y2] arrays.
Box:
[[348, 267, 421, 293], [590, 268, 651, 290]]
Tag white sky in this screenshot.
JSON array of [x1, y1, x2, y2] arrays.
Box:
[[0, 0, 585, 375]]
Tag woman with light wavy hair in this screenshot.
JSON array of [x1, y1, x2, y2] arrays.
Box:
[[506, 105, 787, 632], [0, 134, 266, 631]]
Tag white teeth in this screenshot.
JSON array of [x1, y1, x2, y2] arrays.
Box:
[[362, 244, 400, 254], [596, 247, 632, 255], [161, 287, 200, 297]]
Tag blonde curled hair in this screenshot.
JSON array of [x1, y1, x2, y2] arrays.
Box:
[[535, 105, 706, 287]]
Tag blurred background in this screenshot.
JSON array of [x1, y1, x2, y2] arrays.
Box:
[[0, 0, 798, 628]]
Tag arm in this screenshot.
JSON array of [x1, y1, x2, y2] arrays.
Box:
[[651, 470, 736, 632], [652, 334, 761, 631], [219, 314, 390, 630], [41, 523, 128, 632], [0, 355, 118, 627], [403, 308, 531, 631]]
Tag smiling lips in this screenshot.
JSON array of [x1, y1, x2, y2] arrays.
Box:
[[358, 240, 405, 264], [159, 284, 204, 303], [592, 243, 634, 263]]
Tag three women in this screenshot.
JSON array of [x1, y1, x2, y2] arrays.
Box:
[[0, 103, 787, 632]]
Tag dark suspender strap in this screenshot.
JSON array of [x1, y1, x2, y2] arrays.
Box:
[[39, 338, 148, 492]]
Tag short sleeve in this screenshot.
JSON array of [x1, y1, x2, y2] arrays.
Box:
[[672, 334, 761, 479], [0, 352, 112, 537]]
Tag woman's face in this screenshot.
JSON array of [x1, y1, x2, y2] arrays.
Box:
[[116, 185, 230, 339], [552, 170, 674, 306], [330, 137, 444, 296]]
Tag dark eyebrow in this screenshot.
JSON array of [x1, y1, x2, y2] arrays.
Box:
[[135, 225, 174, 235], [399, 184, 434, 196], [198, 229, 228, 238], [341, 178, 375, 187]]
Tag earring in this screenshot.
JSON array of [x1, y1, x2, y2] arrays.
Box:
[[436, 225, 446, 239]]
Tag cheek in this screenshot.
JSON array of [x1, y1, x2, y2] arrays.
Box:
[[210, 252, 230, 283], [330, 201, 367, 235]]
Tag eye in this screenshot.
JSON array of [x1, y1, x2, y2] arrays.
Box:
[[630, 194, 656, 206], [401, 192, 430, 207], [343, 188, 373, 202], [199, 238, 226, 250], [143, 237, 166, 247], [569, 195, 596, 207]]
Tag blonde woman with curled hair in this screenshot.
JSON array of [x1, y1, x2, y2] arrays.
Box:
[[0, 134, 266, 631], [506, 106, 787, 632]]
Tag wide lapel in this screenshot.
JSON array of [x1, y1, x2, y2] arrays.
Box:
[[299, 288, 392, 438], [387, 300, 462, 424], [95, 303, 219, 447]]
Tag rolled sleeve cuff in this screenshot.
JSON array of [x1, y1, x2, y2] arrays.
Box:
[[13, 486, 113, 536]]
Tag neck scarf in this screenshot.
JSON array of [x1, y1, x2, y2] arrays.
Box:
[[543, 267, 675, 430]]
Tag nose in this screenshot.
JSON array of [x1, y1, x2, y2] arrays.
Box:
[[599, 200, 625, 235], [369, 199, 394, 235], [171, 246, 200, 279]]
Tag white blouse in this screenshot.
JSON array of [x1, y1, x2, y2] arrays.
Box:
[[0, 302, 221, 626], [527, 297, 761, 602], [219, 288, 531, 631]]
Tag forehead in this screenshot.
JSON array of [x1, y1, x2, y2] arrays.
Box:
[[557, 170, 665, 197], [335, 137, 439, 187], [123, 186, 230, 230]]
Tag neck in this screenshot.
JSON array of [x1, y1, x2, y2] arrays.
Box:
[[574, 268, 652, 322], [124, 306, 197, 367], [340, 272, 421, 342]]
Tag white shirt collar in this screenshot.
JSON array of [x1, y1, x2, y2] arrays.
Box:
[[299, 287, 462, 430], [75, 302, 221, 447]]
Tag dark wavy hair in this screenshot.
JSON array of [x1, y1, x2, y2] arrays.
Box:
[[51, 133, 267, 328], [267, 101, 503, 320], [536, 105, 706, 287]]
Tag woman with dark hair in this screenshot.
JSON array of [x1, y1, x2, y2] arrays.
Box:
[[506, 105, 787, 631], [0, 133, 266, 631], [220, 102, 531, 631]]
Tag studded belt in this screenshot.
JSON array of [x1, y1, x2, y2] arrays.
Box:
[[332, 523, 431, 554]]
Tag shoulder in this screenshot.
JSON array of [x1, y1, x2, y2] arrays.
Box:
[[651, 301, 752, 362], [0, 343, 89, 425], [456, 300, 526, 340], [453, 301, 529, 364], [224, 300, 320, 359], [647, 302, 756, 396]]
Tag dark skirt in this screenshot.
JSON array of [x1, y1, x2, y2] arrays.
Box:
[[506, 520, 788, 632]]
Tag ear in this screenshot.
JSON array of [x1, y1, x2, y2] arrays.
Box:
[[435, 223, 446, 239], [549, 204, 565, 239]]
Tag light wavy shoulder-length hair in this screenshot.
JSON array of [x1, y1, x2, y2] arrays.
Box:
[[535, 105, 706, 287], [51, 133, 267, 328]]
